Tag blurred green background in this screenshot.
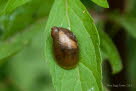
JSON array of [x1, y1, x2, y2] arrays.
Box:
[[0, 0, 136, 91], [0, 0, 55, 91]]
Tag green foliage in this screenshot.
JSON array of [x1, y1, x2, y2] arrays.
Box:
[[0, 0, 53, 64], [2, 0, 136, 91], [44, 0, 103, 91], [125, 1, 136, 90], [118, 16, 136, 38], [7, 30, 54, 91], [111, 13, 136, 39], [91, 0, 109, 8], [0, 0, 53, 40], [0, 19, 45, 64], [0, 0, 54, 89], [127, 38, 136, 91], [127, 0, 136, 16], [0, 0, 30, 15], [99, 30, 123, 74]]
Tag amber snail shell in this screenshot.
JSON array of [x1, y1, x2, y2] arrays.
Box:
[[51, 26, 79, 69]]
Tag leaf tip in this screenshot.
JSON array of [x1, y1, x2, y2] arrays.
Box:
[[91, 0, 109, 8], [112, 63, 123, 75]]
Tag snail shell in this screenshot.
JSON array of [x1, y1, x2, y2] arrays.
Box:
[[51, 27, 79, 69]]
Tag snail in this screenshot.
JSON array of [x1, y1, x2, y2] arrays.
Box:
[[51, 27, 79, 69]]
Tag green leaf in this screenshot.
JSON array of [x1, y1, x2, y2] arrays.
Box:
[[91, 0, 109, 8], [127, 0, 136, 16], [0, 0, 30, 15], [0, 0, 53, 40], [44, 0, 102, 91], [118, 16, 136, 38], [0, 18, 46, 64], [7, 30, 54, 91], [127, 38, 136, 91], [99, 30, 123, 74]]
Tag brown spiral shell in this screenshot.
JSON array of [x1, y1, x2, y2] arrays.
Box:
[[51, 26, 79, 69]]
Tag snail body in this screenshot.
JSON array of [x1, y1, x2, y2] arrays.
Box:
[[51, 27, 79, 69]]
